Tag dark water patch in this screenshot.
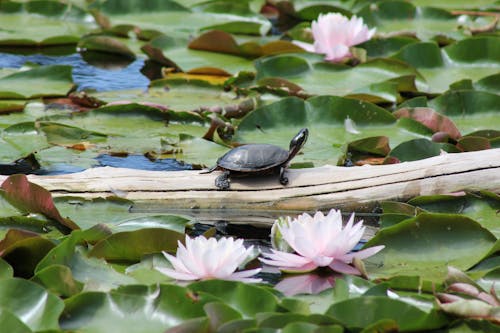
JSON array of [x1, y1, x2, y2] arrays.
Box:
[[0, 52, 149, 92], [34, 164, 88, 175], [97, 154, 192, 171]]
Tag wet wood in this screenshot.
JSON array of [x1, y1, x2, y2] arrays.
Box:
[[2, 149, 499, 212]]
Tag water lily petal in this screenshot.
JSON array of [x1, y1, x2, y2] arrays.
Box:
[[227, 268, 263, 283], [292, 40, 316, 53], [340, 245, 385, 262], [329, 260, 361, 275], [155, 267, 200, 281], [162, 250, 191, 275], [260, 249, 313, 268]]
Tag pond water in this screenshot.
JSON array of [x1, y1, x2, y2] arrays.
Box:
[[0, 51, 149, 92]]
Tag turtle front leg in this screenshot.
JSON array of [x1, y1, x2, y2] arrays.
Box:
[[215, 170, 231, 190], [279, 166, 288, 185]]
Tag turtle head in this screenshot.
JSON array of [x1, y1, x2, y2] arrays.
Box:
[[288, 128, 308, 160]]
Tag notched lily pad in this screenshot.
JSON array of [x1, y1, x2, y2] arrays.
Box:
[[364, 213, 498, 281], [78, 35, 137, 60], [189, 30, 303, 58]]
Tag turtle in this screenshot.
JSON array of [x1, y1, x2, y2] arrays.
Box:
[[202, 128, 308, 190]]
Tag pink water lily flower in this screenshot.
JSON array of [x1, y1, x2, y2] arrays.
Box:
[[293, 13, 375, 62], [260, 209, 384, 275], [156, 236, 261, 282]]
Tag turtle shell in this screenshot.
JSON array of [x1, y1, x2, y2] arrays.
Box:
[[217, 144, 289, 172]]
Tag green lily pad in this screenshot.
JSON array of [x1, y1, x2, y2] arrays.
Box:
[[31, 264, 84, 297], [94, 0, 270, 40], [362, 36, 419, 58], [77, 35, 136, 59], [445, 36, 500, 64], [358, 1, 486, 40], [254, 56, 425, 103], [60, 284, 215, 333], [410, 0, 498, 9], [203, 301, 243, 331], [0, 308, 32, 333], [88, 228, 185, 262], [0, 257, 13, 279], [0, 65, 74, 99], [147, 38, 255, 73], [474, 73, 500, 94], [50, 245, 136, 291], [113, 214, 193, 234], [326, 296, 448, 331], [39, 121, 108, 145], [364, 213, 498, 281], [54, 196, 138, 230], [398, 38, 500, 93], [92, 82, 254, 114], [408, 192, 500, 238], [0, 277, 64, 331], [189, 280, 279, 318], [387, 138, 442, 162], [0, 1, 91, 47]]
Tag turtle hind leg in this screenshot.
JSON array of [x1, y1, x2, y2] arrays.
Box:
[[279, 166, 289, 185], [215, 170, 231, 190]]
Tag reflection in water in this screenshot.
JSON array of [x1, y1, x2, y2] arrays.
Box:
[[97, 154, 192, 171], [275, 272, 338, 296], [0, 52, 149, 92]]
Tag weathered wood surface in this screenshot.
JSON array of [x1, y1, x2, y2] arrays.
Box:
[[2, 149, 499, 212]]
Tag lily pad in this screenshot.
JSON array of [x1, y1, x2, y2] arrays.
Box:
[[0, 1, 91, 47], [60, 283, 215, 333], [400, 38, 500, 93], [326, 296, 448, 331], [364, 213, 498, 281], [358, 1, 486, 40], [0, 229, 55, 278], [94, 0, 270, 40], [0, 65, 74, 99], [88, 228, 185, 262], [0, 308, 32, 333], [254, 56, 425, 102], [31, 264, 84, 297], [408, 192, 500, 238], [0, 277, 64, 331], [189, 280, 279, 318]]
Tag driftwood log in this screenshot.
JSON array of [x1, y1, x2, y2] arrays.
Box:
[[2, 149, 498, 216]]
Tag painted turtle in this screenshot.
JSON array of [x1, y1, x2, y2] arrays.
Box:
[[203, 128, 308, 190]]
